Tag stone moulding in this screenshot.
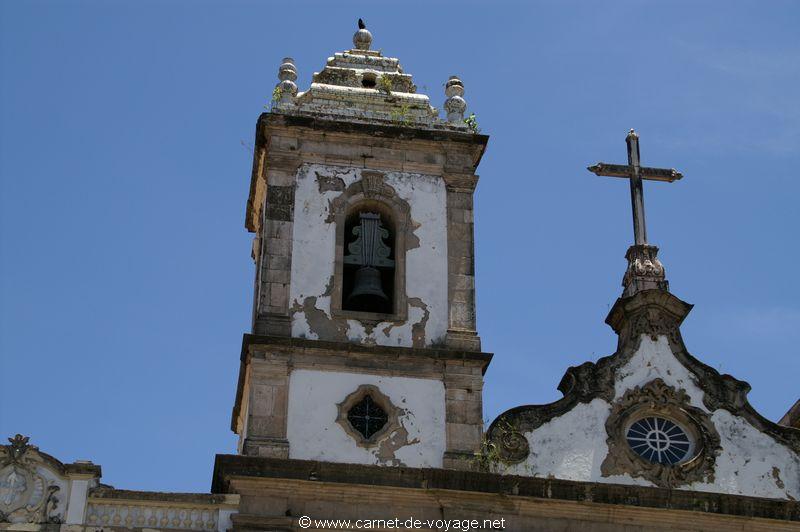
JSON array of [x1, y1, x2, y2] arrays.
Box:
[[336, 384, 401, 448], [329, 171, 411, 323], [601, 378, 722, 488], [229, 334, 493, 434], [487, 289, 800, 465], [211, 455, 800, 523]]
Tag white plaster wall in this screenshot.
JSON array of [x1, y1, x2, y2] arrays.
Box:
[[505, 335, 800, 499], [286, 369, 446, 467], [288, 163, 449, 347], [65, 478, 89, 524]]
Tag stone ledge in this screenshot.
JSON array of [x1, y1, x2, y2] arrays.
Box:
[[229, 334, 493, 433], [63, 461, 102, 477], [263, 112, 488, 146], [210, 455, 800, 522], [89, 488, 238, 506], [240, 334, 493, 367]]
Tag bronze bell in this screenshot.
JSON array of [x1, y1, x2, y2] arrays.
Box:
[[347, 266, 389, 312]]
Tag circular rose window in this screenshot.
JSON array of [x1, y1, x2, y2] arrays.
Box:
[[626, 416, 692, 465]]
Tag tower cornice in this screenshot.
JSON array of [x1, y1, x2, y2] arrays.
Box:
[[245, 112, 488, 233]]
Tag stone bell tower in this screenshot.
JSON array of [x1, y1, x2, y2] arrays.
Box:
[[230, 22, 491, 470]]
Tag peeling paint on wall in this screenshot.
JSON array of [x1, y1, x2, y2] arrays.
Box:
[[689, 409, 800, 500], [503, 335, 800, 500], [288, 164, 448, 348], [286, 369, 445, 467], [375, 423, 421, 467]]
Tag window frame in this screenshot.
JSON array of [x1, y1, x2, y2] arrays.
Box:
[[624, 414, 694, 465], [330, 171, 410, 323], [336, 384, 400, 447]]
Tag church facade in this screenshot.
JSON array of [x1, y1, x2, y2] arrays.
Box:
[[2, 23, 799, 532]]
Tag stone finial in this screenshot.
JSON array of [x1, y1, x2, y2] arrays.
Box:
[[275, 57, 298, 103], [444, 76, 467, 124], [353, 19, 372, 50], [7, 433, 32, 461]]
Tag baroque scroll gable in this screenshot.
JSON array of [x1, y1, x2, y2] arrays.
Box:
[[487, 289, 800, 490]]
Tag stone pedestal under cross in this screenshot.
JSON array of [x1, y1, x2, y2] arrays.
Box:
[[588, 130, 684, 296]]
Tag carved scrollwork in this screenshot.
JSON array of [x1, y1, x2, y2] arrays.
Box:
[[606, 290, 689, 349], [360, 171, 390, 198], [483, 414, 532, 465], [601, 379, 721, 488], [631, 307, 681, 343], [0, 435, 64, 524], [495, 426, 529, 464], [622, 244, 669, 296]]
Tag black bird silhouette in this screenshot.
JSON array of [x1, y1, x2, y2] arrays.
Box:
[[358, 18, 366, 29]]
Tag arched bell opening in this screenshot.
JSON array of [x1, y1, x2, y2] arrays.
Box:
[[342, 201, 396, 315]]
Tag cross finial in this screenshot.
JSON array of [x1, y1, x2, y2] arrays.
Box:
[[588, 130, 684, 296]]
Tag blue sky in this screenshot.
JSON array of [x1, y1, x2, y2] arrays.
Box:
[[1, 1, 798, 492]]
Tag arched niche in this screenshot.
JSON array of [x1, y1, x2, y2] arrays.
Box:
[[330, 171, 410, 323]]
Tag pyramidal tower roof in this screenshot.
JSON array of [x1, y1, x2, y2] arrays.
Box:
[[271, 20, 471, 131]]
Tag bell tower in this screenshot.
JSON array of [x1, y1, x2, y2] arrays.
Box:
[[231, 22, 491, 470]]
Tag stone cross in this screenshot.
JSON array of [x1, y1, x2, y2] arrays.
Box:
[[587, 129, 683, 246], [588, 130, 684, 296]]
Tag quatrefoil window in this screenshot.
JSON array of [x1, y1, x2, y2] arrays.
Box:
[[347, 395, 388, 440], [336, 384, 399, 447]]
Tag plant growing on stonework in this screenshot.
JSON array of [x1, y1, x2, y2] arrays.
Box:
[[472, 418, 525, 473], [378, 75, 393, 94], [266, 86, 283, 110], [473, 437, 503, 471], [390, 104, 412, 127], [464, 113, 480, 133]]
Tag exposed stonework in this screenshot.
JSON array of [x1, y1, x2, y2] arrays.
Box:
[[287, 163, 448, 348], [212, 456, 800, 529], [486, 289, 800, 500], [287, 369, 444, 468], [270, 25, 469, 131], [328, 170, 412, 326], [781, 399, 800, 429], [406, 297, 430, 348], [244, 111, 486, 354], [231, 334, 491, 464], [374, 426, 421, 467]]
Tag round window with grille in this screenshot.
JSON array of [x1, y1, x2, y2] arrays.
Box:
[[626, 416, 692, 465]]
